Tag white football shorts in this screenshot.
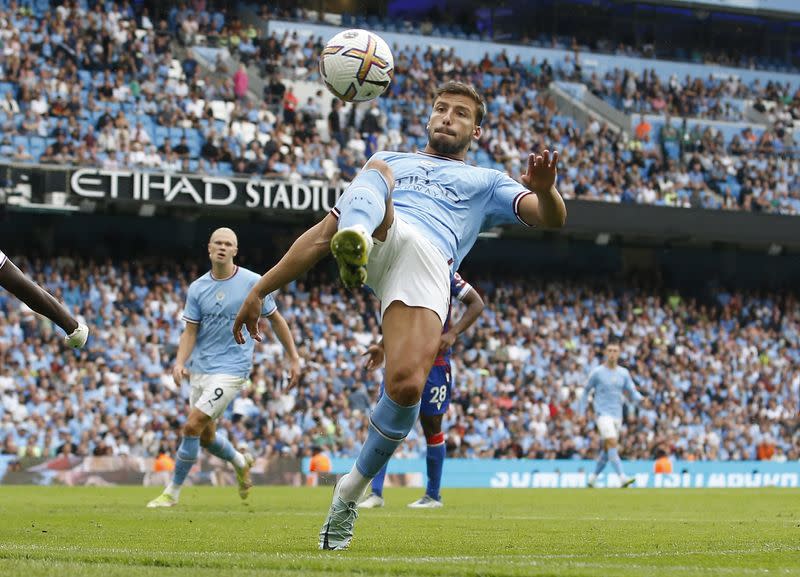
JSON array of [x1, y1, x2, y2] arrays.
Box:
[[596, 415, 623, 440], [366, 216, 450, 326], [189, 374, 248, 420]]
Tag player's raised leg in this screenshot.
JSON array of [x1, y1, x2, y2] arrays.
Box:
[[0, 253, 88, 348], [331, 159, 394, 288], [148, 408, 209, 507], [320, 302, 441, 550]]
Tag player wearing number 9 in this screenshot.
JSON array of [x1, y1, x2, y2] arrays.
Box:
[[359, 272, 484, 509], [147, 228, 301, 509]]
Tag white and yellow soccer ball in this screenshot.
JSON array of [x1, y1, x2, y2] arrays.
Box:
[[319, 29, 394, 103]]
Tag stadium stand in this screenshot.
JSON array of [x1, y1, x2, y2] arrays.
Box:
[[0, 255, 797, 464], [0, 1, 798, 465], [0, 2, 798, 214]]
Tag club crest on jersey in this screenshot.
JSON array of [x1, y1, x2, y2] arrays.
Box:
[[215, 291, 225, 302]]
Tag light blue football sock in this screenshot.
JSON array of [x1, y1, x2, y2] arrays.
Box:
[[337, 168, 390, 235], [608, 447, 626, 478], [356, 393, 420, 478], [172, 436, 200, 486], [206, 432, 237, 463], [594, 449, 609, 476]]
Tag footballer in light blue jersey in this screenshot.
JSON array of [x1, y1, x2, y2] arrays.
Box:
[[148, 228, 300, 510], [233, 81, 566, 550], [183, 267, 276, 379], [579, 364, 642, 420], [332, 150, 532, 273], [578, 340, 646, 489]]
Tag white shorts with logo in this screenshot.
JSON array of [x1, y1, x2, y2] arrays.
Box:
[[596, 415, 623, 440], [366, 217, 450, 326], [189, 374, 248, 420]]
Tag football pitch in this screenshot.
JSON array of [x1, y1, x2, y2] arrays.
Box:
[[0, 487, 798, 577]]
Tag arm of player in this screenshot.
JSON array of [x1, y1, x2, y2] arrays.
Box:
[[518, 150, 567, 229], [0, 257, 86, 346], [439, 286, 485, 352], [172, 322, 198, 386], [233, 214, 338, 344], [266, 310, 301, 388]]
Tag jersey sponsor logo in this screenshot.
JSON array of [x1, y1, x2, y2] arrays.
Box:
[[395, 174, 462, 203]]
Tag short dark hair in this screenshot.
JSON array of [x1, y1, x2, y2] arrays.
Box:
[[434, 81, 486, 126], [606, 336, 622, 347]]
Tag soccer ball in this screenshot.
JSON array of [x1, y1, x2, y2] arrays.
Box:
[[319, 29, 394, 103]]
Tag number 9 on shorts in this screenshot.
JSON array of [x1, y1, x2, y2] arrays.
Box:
[[189, 374, 248, 420]]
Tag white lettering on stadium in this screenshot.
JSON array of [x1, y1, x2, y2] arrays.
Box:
[[70, 169, 343, 212]]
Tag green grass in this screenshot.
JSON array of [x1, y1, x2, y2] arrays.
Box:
[[0, 486, 798, 576]]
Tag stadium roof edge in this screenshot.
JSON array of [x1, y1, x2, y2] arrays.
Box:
[[643, 0, 800, 19]]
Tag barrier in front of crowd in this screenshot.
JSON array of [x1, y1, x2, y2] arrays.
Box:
[[302, 458, 800, 489], [1, 454, 797, 488]]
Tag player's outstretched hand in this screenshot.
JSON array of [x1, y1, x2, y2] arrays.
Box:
[[362, 342, 385, 371], [233, 292, 263, 344], [521, 150, 559, 194]]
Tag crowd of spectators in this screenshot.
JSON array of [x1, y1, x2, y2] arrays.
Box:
[[260, 4, 800, 75], [0, 0, 798, 216], [0, 255, 797, 465], [582, 67, 797, 122]]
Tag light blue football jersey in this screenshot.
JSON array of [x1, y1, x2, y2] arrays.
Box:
[[334, 151, 532, 271], [182, 266, 277, 378], [579, 365, 643, 420]]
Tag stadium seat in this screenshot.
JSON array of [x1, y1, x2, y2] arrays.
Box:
[[12, 135, 28, 150], [154, 126, 170, 145], [169, 127, 185, 141], [0, 82, 15, 96]]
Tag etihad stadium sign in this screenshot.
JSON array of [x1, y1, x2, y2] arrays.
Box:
[[69, 168, 345, 211], [0, 163, 345, 214]]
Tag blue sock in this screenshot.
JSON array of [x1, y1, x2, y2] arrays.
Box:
[[608, 447, 626, 478], [425, 435, 446, 500], [594, 450, 609, 475], [371, 465, 387, 497], [337, 169, 390, 235], [205, 432, 237, 463], [355, 393, 420, 478], [172, 436, 200, 486]]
